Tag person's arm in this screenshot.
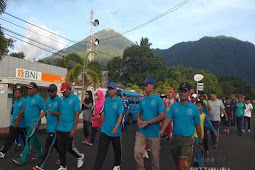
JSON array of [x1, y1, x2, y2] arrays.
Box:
[[194, 107, 202, 151], [158, 105, 173, 137], [70, 97, 81, 138], [205, 114, 218, 137], [195, 125, 203, 150], [14, 106, 25, 128], [220, 101, 227, 120], [83, 103, 93, 109], [139, 112, 165, 128], [34, 111, 46, 127], [112, 114, 123, 135], [125, 102, 129, 116], [207, 101, 212, 111]]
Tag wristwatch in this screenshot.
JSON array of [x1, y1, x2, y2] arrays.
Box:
[[115, 124, 119, 128]]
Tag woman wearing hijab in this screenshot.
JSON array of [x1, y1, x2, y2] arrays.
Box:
[[82, 91, 93, 143], [86, 90, 105, 146]]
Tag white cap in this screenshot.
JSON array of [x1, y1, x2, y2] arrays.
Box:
[[191, 93, 197, 98]]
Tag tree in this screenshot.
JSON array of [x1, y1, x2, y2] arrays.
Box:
[[107, 56, 124, 83], [0, 0, 12, 60], [10, 51, 25, 59]]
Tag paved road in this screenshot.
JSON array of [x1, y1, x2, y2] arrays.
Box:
[[0, 123, 255, 170]]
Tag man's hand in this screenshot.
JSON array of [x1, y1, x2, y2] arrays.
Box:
[[138, 121, 148, 128], [198, 143, 203, 151], [34, 121, 38, 128], [158, 129, 164, 138], [47, 110, 54, 114], [112, 126, 118, 135], [215, 132, 219, 138], [70, 129, 76, 138], [14, 117, 19, 128]]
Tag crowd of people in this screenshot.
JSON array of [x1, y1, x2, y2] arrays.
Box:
[[0, 77, 253, 170]]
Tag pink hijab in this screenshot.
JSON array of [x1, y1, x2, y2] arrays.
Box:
[[92, 90, 105, 128]]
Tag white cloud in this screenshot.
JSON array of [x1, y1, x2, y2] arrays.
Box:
[[15, 18, 67, 60]]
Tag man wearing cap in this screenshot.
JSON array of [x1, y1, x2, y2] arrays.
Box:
[[57, 82, 84, 170], [0, 88, 26, 159], [13, 82, 44, 165], [93, 82, 124, 170], [159, 82, 203, 169], [32, 84, 62, 170], [134, 77, 165, 170]]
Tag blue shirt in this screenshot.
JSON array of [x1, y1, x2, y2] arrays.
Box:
[[167, 101, 201, 137], [11, 97, 26, 128], [138, 93, 165, 137], [123, 100, 129, 115], [57, 93, 80, 132], [101, 96, 124, 137], [24, 94, 44, 127], [44, 95, 62, 133]]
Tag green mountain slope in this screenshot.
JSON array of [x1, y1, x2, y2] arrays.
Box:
[[154, 36, 255, 86], [43, 29, 134, 69]]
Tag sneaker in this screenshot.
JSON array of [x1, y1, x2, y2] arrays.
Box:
[[58, 165, 67, 170], [242, 129, 245, 133], [33, 165, 44, 170], [0, 152, 5, 159], [85, 141, 92, 146], [77, 153, 84, 168], [213, 144, 217, 149], [13, 159, 22, 165], [248, 129, 251, 133], [143, 150, 149, 159], [55, 159, 61, 164], [113, 165, 120, 170], [82, 139, 87, 144]]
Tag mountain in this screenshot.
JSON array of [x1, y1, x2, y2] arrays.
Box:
[[43, 29, 134, 69], [154, 36, 255, 86]]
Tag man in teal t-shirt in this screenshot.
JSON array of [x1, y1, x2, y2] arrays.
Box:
[[0, 88, 26, 159], [93, 82, 124, 170], [13, 82, 44, 165], [134, 77, 165, 170], [32, 84, 62, 170], [235, 96, 245, 136]]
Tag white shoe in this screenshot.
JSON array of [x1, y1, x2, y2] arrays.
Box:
[[248, 129, 251, 133], [113, 165, 120, 170], [0, 152, 5, 159], [143, 150, 149, 159], [58, 165, 67, 170], [242, 129, 245, 133], [77, 153, 84, 168]]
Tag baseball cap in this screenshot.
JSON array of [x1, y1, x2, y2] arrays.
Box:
[[191, 93, 197, 98], [27, 82, 38, 89], [142, 77, 155, 85], [107, 82, 117, 89], [178, 82, 191, 91], [168, 90, 174, 94], [48, 84, 57, 91], [60, 82, 71, 92]]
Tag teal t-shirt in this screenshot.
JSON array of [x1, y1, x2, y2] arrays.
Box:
[[167, 101, 201, 137], [11, 97, 26, 128], [57, 93, 80, 132], [138, 93, 165, 138], [101, 96, 124, 137], [235, 103, 245, 117], [44, 95, 62, 133], [24, 94, 44, 127]]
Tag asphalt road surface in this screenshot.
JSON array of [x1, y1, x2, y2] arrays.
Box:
[[0, 123, 255, 170]]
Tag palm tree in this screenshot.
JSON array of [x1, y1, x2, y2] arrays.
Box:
[[65, 51, 103, 101], [0, 0, 8, 60]]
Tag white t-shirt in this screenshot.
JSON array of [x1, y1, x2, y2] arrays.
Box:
[[244, 103, 253, 117]]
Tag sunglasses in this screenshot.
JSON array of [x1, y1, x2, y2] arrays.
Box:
[[61, 90, 66, 94], [48, 90, 55, 93]]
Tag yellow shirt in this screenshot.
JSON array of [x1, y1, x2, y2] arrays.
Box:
[[194, 113, 206, 138]]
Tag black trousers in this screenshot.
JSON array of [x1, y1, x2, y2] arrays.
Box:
[[93, 132, 121, 170], [89, 127, 98, 144], [57, 130, 82, 167], [210, 121, 219, 146], [236, 117, 243, 134], [243, 116, 251, 130], [39, 132, 59, 168], [0, 126, 26, 154], [203, 126, 209, 150], [83, 120, 90, 138]]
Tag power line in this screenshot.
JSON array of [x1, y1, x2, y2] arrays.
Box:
[[2, 27, 60, 52], [3, 11, 89, 44], [4, 32, 65, 58], [0, 18, 67, 46], [100, 0, 190, 41]]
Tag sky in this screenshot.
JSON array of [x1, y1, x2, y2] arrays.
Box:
[[1, 0, 255, 60]]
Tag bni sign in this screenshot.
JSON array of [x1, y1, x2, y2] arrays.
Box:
[[16, 68, 42, 81]]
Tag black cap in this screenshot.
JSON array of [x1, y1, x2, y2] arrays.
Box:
[[27, 82, 38, 89], [47, 84, 57, 91], [179, 82, 191, 91]]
